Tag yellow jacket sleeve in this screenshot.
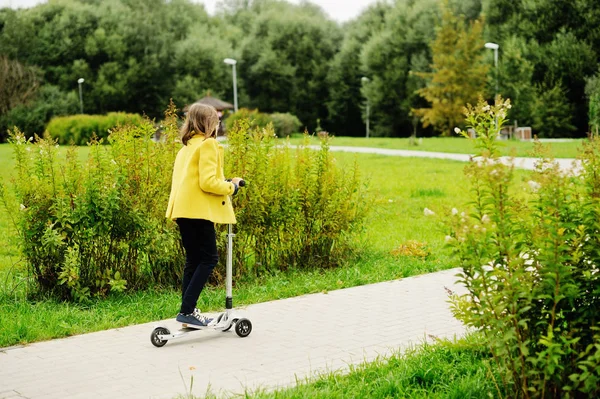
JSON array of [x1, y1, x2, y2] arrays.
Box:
[[198, 138, 236, 196]]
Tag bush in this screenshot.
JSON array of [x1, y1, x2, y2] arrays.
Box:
[[223, 121, 370, 279], [46, 112, 143, 145], [0, 85, 79, 142], [449, 97, 600, 398], [224, 108, 273, 134], [1, 107, 369, 300], [269, 112, 303, 137], [1, 105, 183, 301]]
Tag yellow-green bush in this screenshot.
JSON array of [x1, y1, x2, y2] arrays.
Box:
[[224, 120, 369, 278], [449, 97, 600, 398], [3, 107, 181, 301], [270, 112, 303, 137], [46, 112, 143, 145], [224, 109, 303, 137], [224, 109, 273, 133], [1, 107, 369, 301]]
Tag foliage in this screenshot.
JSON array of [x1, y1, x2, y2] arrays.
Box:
[[1, 105, 183, 301], [46, 112, 143, 145], [484, 0, 600, 136], [358, 0, 439, 137], [449, 97, 600, 397], [531, 82, 576, 138], [269, 112, 302, 138], [585, 68, 600, 135], [0, 56, 40, 116], [324, 1, 391, 137], [224, 108, 273, 133], [230, 0, 342, 132], [413, 0, 488, 136], [1, 108, 369, 300], [223, 120, 370, 278], [0, 85, 80, 142]]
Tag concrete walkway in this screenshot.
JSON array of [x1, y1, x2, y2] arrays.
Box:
[[320, 146, 580, 173], [0, 268, 467, 399]]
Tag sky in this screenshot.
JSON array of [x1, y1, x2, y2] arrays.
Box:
[[0, 0, 381, 23]]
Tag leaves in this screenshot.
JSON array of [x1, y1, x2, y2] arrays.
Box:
[[447, 104, 600, 397]]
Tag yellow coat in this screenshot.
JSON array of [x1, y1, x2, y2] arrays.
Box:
[[166, 136, 237, 224]]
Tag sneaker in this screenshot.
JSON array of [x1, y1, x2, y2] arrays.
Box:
[[176, 311, 213, 327]]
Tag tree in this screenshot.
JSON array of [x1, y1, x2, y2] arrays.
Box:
[[586, 68, 600, 135], [324, 2, 391, 136], [413, 0, 488, 136], [236, 2, 341, 131], [495, 35, 537, 127], [531, 81, 576, 138], [358, 0, 440, 137], [0, 56, 39, 116]]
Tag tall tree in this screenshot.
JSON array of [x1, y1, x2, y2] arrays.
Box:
[[0, 56, 39, 115], [324, 1, 391, 136], [236, 1, 341, 131], [413, 0, 488, 136], [359, 0, 439, 137]]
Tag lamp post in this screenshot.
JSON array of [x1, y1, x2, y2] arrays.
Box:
[[77, 78, 85, 114], [223, 58, 238, 112], [484, 42, 499, 100], [361, 76, 370, 139]]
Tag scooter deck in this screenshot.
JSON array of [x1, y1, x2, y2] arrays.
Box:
[[180, 323, 205, 330]]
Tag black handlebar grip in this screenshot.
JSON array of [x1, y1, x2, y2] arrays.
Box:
[[238, 180, 246, 187]]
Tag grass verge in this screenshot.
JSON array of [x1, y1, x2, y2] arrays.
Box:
[[186, 334, 502, 399]]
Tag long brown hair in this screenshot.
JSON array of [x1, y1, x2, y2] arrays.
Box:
[[180, 103, 220, 145]]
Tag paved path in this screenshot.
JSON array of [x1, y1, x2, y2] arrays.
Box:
[[319, 146, 580, 173], [0, 268, 467, 399]]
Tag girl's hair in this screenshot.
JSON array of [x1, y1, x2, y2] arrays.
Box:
[[180, 103, 220, 145]]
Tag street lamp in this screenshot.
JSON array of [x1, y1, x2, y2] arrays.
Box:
[[223, 58, 238, 112], [484, 42, 499, 100], [77, 78, 85, 114], [361, 76, 370, 139]]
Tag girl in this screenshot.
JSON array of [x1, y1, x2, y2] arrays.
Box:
[[166, 103, 242, 326]]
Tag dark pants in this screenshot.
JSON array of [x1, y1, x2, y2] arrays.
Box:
[[176, 218, 219, 315]]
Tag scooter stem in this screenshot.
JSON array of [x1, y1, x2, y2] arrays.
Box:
[[226, 223, 234, 309]]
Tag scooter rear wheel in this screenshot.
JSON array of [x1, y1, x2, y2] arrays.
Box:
[[151, 327, 170, 347]]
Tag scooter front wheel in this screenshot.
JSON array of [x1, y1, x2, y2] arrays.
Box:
[[235, 318, 252, 337], [151, 327, 170, 347]]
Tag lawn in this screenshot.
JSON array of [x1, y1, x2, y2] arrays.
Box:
[[214, 334, 502, 399], [0, 140, 528, 348], [1, 139, 522, 398], [287, 135, 584, 158]]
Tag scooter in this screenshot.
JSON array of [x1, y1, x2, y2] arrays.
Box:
[[150, 181, 252, 347]]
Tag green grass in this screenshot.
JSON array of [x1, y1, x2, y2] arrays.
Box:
[[0, 142, 528, 348], [287, 135, 584, 158], [194, 334, 501, 399]]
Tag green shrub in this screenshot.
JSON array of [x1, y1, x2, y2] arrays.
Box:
[[223, 121, 370, 279], [46, 112, 143, 145], [2, 105, 183, 300], [449, 97, 600, 398], [0, 85, 79, 142], [1, 107, 369, 300], [269, 112, 303, 137], [223, 108, 273, 133]]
